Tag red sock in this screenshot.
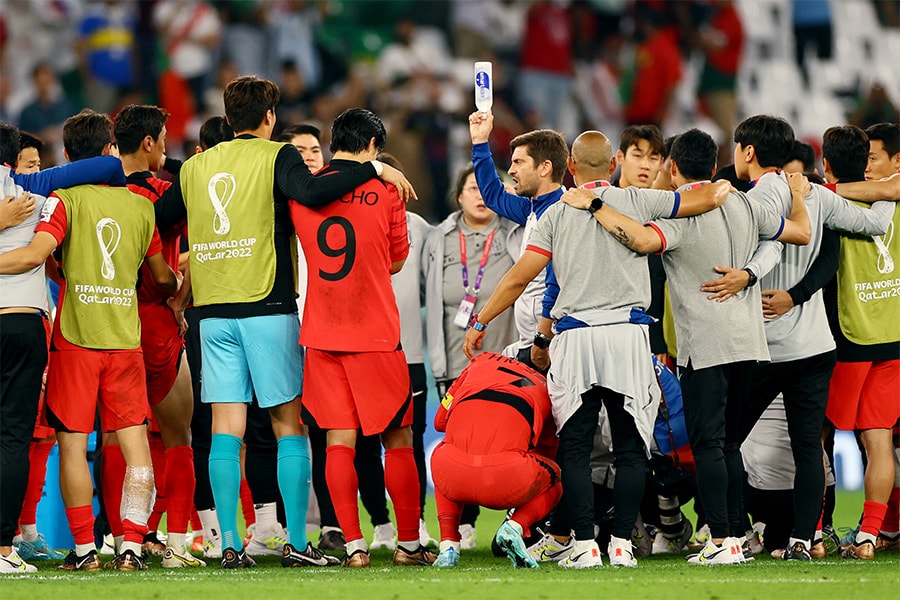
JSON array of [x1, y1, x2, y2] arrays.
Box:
[[882, 487, 900, 534], [384, 447, 420, 544], [123, 518, 148, 545], [511, 481, 563, 538], [101, 445, 126, 537], [165, 446, 195, 534], [66, 505, 95, 546], [326, 445, 362, 542], [147, 434, 167, 532], [861, 501, 888, 538], [434, 488, 462, 542], [239, 478, 255, 528], [190, 510, 202, 533], [20, 440, 54, 526]]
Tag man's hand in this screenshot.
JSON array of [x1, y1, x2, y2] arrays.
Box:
[[561, 188, 596, 210], [761, 289, 794, 319], [463, 327, 486, 360], [701, 266, 750, 302], [0, 192, 36, 231], [167, 295, 188, 336], [530, 345, 550, 371], [380, 163, 417, 202], [787, 172, 811, 197], [468, 110, 494, 145]]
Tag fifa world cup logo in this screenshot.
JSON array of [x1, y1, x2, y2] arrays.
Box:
[[96, 217, 121, 280], [209, 172, 236, 235], [873, 220, 894, 275]]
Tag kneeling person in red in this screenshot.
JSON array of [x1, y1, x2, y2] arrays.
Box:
[[430, 352, 561, 568], [0, 109, 178, 571], [291, 108, 433, 568]]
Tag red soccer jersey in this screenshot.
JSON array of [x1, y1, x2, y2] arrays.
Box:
[[126, 172, 183, 304], [291, 160, 409, 352], [435, 352, 557, 457]]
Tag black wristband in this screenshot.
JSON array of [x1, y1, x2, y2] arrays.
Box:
[[743, 268, 758, 287], [533, 332, 552, 350]]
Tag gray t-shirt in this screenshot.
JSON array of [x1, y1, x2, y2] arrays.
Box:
[[652, 190, 784, 369], [391, 211, 432, 364], [528, 186, 677, 319], [441, 215, 517, 379], [0, 168, 49, 311]]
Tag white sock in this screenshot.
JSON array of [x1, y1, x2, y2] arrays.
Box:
[[814, 529, 823, 541], [505, 520, 524, 536], [20, 524, 38, 542], [398, 539, 419, 552], [439, 540, 460, 553], [75, 543, 96, 557], [198, 509, 220, 541], [121, 541, 141, 556], [254, 502, 277, 532], [113, 535, 124, 553], [345, 538, 368, 555], [322, 526, 342, 535], [168, 532, 186, 552], [857, 531, 877, 545]]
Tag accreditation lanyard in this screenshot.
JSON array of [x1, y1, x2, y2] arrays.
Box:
[[459, 228, 496, 296]]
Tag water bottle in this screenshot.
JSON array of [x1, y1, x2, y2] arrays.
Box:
[[474, 61, 492, 115]]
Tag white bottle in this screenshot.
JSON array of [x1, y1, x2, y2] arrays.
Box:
[[474, 61, 493, 115]]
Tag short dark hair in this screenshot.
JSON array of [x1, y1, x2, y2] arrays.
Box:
[[785, 140, 816, 172], [63, 109, 114, 161], [662, 135, 677, 160], [377, 152, 403, 171], [199, 116, 234, 151], [733, 115, 795, 168], [619, 124, 664, 155], [670, 129, 717, 180], [18, 131, 44, 153], [278, 123, 321, 143], [0, 121, 20, 166], [330, 108, 386, 154], [224, 76, 280, 133], [114, 105, 169, 155], [454, 164, 476, 201], [822, 126, 869, 183], [509, 129, 569, 183], [865, 122, 900, 157]]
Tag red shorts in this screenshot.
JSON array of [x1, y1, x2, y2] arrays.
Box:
[[302, 348, 411, 436], [139, 301, 183, 406], [430, 443, 559, 510], [45, 348, 150, 433], [33, 317, 55, 439], [826, 359, 900, 430]]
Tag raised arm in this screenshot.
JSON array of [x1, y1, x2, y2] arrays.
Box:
[[469, 111, 531, 225]]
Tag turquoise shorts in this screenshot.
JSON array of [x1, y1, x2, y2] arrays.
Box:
[[199, 314, 303, 408]]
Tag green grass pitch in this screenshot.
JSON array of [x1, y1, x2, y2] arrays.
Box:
[[4, 491, 898, 599]]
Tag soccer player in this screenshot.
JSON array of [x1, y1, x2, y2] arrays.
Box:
[[563, 128, 812, 564], [115, 104, 200, 567], [154, 76, 413, 569], [15, 132, 43, 174], [279, 123, 325, 173], [824, 122, 900, 559], [615, 124, 665, 189], [430, 352, 561, 569], [292, 108, 434, 568], [0, 109, 178, 571], [465, 130, 731, 568]]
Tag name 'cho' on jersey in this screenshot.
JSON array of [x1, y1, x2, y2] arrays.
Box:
[[291, 159, 409, 352]]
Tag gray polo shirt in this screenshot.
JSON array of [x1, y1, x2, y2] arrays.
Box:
[[527, 186, 678, 319], [651, 189, 784, 369]]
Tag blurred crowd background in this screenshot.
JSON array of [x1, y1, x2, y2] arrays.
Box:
[[2, 0, 899, 220]]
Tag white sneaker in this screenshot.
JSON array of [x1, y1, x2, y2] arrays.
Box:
[[687, 537, 746, 565], [558, 540, 604, 568], [370, 522, 397, 551], [245, 523, 288, 556], [99, 533, 116, 556], [459, 524, 477, 550], [527, 530, 575, 563], [743, 528, 764, 556], [652, 520, 693, 554], [202, 537, 222, 559], [694, 523, 711, 546], [161, 546, 207, 568], [419, 519, 437, 548], [0, 548, 37, 573], [608, 536, 637, 567]]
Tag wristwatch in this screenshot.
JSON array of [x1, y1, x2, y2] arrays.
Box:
[[588, 197, 604, 213], [743, 267, 758, 287], [533, 332, 552, 350]]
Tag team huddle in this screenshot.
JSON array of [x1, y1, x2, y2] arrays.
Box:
[[0, 74, 898, 574]]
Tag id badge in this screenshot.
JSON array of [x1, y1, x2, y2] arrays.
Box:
[[453, 293, 477, 328]]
